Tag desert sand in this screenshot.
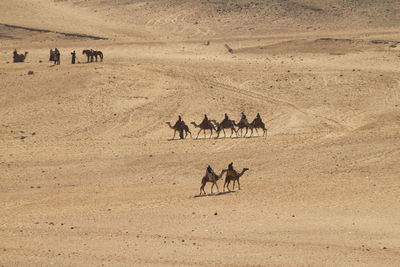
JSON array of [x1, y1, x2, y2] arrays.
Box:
[[1, 0, 400, 266]]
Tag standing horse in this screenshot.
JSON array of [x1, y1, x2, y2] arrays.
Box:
[[93, 50, 103, 62], [82, 49, 103, 63], [82, 49, 94, 62]]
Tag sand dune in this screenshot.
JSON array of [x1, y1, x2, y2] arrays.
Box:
[[1, 1, 399, 266]]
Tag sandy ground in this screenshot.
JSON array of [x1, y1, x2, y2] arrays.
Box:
[[1, 0, 400, 266]]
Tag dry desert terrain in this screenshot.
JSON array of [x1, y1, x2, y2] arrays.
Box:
[[1, 0, 400, 266]]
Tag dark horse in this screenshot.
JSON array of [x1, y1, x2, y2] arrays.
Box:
[[82, 49, 103, 63]]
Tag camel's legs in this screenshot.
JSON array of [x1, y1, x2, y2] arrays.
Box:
[[232, 180, 236, 190], [225, 180, 231, 191], [244, 127, 249, 137], [263, 128, 267, 136], [172, 130, 177, 140], [196, 129, 202, 139], [255, 128, 259, 136], [213, 183, 219, 193], [237, 179, 241, 190], [230, 128, 236, 138]]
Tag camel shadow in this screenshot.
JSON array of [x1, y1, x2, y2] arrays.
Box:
[[167, 138, 187, 141], [193, 191, 235, 198]]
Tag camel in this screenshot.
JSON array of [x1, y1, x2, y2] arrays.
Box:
[[191, 120, 216, 139], [165, 121, 191, 139], [200, 169, 227, 195], [13, 50, 28, 63], [249, 119, 267, 137], [212, 119, 237, 138], [235, 116, 251, 137], [223, 168, 249, 192]]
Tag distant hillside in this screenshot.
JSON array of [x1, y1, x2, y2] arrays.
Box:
[[1, 0, 399, 40]]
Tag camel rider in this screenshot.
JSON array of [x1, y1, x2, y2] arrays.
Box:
[[241, 112, 247, 120], [255, 113, 262, 122], [228, 162, 234, 171], [222, 113, 230, 123], [174, 115, 185, 139], [174, 115, 182, 128], [200, 114, 209, 126], [206, 165, 217, 177]]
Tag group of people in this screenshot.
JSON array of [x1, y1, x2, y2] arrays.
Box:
[[49, 48, 78, 65], [171, 112, 267, 139], [49, 48, 61, 65]]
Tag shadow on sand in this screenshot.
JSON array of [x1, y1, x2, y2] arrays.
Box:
[[193, 191, 235, 198]]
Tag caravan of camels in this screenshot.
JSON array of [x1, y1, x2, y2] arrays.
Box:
[[166, 112, 267, 140], [11, 48, 253, 195]]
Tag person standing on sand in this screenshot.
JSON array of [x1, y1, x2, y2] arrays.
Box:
[[54, 48, 60, 65], [71, 50, 76, 64], [49, 49, 54, 62]]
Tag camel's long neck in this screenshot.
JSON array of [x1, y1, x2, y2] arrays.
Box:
[[166, 122, 174, 129], [217, 170, 227, 178], [238, 169, 248, 177]]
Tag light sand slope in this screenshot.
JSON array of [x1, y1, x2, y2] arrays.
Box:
[[1, 1, 400, 266]]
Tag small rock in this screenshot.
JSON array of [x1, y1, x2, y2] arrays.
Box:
[[383, 246, 387, 249], [214, 212, 218, 216], [20, 136, 27, 140], [27, 71, 34, 75], [149, 154, 153, 157]]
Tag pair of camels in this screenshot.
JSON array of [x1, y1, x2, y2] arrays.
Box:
[[166, 113, 267, 140], [199, 164, 249, 195]]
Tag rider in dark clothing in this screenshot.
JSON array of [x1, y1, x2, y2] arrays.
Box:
[[206, 165, 217, 177], [174, 115, 182, 128], [255, 113, 262, 122], [173, 115, 185, 139], [200, 114, 209, 126], [241, 112, 247, 120], [222, 113, 229, 123], [228, 162, 234, 171]]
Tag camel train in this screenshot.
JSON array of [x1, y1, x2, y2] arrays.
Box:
[[200, 162, 249, 195], [166, 112, 267, 140]]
